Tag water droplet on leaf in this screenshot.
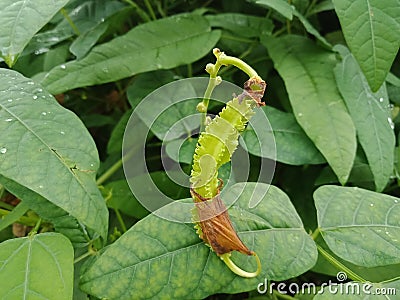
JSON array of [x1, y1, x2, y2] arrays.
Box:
[[0, 148, 7, 154], [60, 64, 66, 70]]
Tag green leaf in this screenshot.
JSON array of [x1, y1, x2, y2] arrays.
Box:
[[107, 109, 132, 155], [250, 0, 294, 20], [206, 13, 274, 37], [332, 0, 400, 92], [80, 183, 317, 299], [0, 202, 29, 232], [315, 185, 400, 267], [165, 137, 197, 164], [0, 233, 74, 299], [126, 70, 176, 109], [0, 0, 69, 67], [105, 179, 148, 219], [334, 45, 395, 192], [0, 69, 108, 241], [40, 14, 221, 94], [0, 175, 92, 248], [69, 22, 108, 59], [314, 280, 400, 299], [242, 106, 326, 165], [292, 9, 332, 48], [264, 35, 356, 184]]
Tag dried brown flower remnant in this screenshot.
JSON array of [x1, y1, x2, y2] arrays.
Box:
[[192, 190, 253, 256]]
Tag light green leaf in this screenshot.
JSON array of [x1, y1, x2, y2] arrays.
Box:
[[264, 35, 356, 184], [334, 45, 395, 192], [332, 0, 400, 92], [70, 22, 109, 59], [315, 185, 400, 267], [0, 69, 108, 241], [250, 0, 294, 20], [242, 106, 325, 165], [314, 280, 400, 299], [206, 13, 274, 37], [40, 14, 221, 94], [0, 0, 69, 67], [0, 233, 74, 299], [80, 183, 317, 299]]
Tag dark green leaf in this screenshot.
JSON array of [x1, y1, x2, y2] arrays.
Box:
[[165, 137, 197, 164], [264, 35, 356, 184], [206, 13, 274, 37], [315, 185, 400, 267], [242, 106, 326, 165], [334, 45, 395, 192], [40, 14, 221, 94], [332, 0, 400, 91], [0, 0, 70, 66], [0, 233, 74, 299], [80, 183, 317, 299], [0, 69, 108, 241], [250, 0, 294, 20]]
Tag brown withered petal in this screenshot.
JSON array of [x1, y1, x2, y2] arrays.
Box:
[[195, 193, 253, 256]]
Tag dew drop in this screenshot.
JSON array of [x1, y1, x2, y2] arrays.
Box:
[[395, 199, 398, 203], [102, 67, 109, 73], [33, 95, 38, 100], [385, 231, 390, 235], [370, 203, 374, 207], [100, 17, 105, 22], [60, 131, 65, 135], [42, 112, 47, 116], [90, 163, 94, 167], [5, 118, 13, 122], [379, 97, 384, 103], [7, 99, 12, 102], [156, 63, 162, 69], [298, 113, 303, 117], [60, 64, 66, 70], [387, 117, 395, 129], [0, 147, 7, 154], [39, 185, 43, 189], [27, 81, 34, 85]]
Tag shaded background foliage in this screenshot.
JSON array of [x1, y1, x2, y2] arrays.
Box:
[[0, 0, 399, 299]]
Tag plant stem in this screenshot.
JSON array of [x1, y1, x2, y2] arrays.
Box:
[[187, 63, 193, 78], [96, 158, 123, 185], [0, 201, 14, 210], [123, 0, 151, 22], [144, 0, 157, 20], [316, 244, 366, 282], [311, 227, 320, 240], [114, 208, 127, 233], [60, 8, 80, 36]]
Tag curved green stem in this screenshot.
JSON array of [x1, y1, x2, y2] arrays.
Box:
[[219, 252, 261, 278], [198, 48, 259, 132], [60, 8, 80, 36], [96, 158, 123, 186], [316, 244, 366, 282]]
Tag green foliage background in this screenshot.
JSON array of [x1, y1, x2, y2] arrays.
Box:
[[0, 0, 399, 299]]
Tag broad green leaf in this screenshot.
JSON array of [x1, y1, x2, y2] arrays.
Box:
[[0, 233, 74, 299], [310, 1, 335, 14], [206, 13, 274, 37], [0, 69, 108, 241], [264, 35, 356, 184], [104, 179, 148, 219], [0, 172, 92, 248], [250, 0, 294, 20], [40, 14, 221, 94], [314, 280, 400, 299], [80, 183, 317, 299], [126, 70, 176, 109], [0, 201, 29, 232], [0, 0, 69, 67], [334, 45, 395, 192], [332, 0, 400, 92], [315, 185, 400, 267], [242, 106, 326, 165], [293, 9, 332, 48]]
